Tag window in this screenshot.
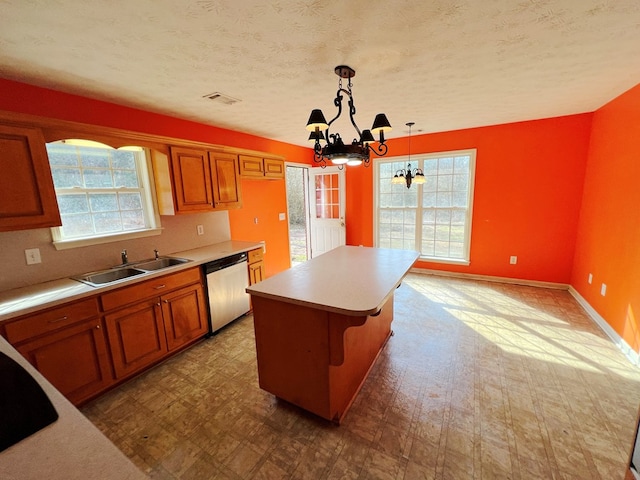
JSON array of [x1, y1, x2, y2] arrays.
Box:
[[375, 149, 476, 264], [46, 140, 160, 249]]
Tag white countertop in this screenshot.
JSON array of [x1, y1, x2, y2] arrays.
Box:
[[0, 336, 147, 480], [246, 246, 419, 316], [0, 240, 262, 322]]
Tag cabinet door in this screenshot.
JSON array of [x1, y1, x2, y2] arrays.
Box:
[[0, 124, 61, 231], [209, 152, 242, 208], [249, 260, 265, 285], [162, 283, 208, 351], [105, 299, 168, 378], [238, 154, 265, 177], [16, 318, 112, 405], [264, 158, 284, 178], [170, 146, 214, 212]]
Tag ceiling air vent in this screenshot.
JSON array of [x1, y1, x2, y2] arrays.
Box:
[[203, 92, 241, 105]]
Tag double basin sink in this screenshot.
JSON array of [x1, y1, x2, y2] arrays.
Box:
[[72, 256, 191, 287]]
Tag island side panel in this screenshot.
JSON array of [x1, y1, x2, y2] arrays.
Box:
[[328, 296, 394, 423], [251, 296, 332, 419]]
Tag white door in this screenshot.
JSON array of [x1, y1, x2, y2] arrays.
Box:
[[308, 167, 346, 258]]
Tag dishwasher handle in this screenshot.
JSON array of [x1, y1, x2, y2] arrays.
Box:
[[204, 252, 248, 274]]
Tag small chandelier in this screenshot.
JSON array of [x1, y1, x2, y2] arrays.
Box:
[[392, 122, 425, 188], [306, 65, 392, 169]]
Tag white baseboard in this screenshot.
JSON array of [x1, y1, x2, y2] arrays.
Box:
[[568, 286, 640, 366], [408, 267, 640, 367], [409, 267, 569, 290]]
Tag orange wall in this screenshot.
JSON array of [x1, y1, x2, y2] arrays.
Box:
[[0, 78, 313, 277], [347, 114, 593, 284], [227, 178, 290, 277], [571, 83, 640, 349]]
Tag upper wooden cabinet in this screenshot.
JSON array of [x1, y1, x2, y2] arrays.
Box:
[[169, 146, 214, 213], [0, 124, 61, 231], [209, 151, 242, 208], [239, 154, 284, 179], [154, 146, 242, 214]]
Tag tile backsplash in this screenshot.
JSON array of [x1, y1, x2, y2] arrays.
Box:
[[0, 211, 231, 292]]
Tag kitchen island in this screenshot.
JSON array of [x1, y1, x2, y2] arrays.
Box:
[[246, 245, 419, 424]]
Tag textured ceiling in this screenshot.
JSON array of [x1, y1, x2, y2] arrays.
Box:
[[1, 0, 640, 146]]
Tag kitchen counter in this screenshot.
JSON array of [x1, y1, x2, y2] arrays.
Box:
[[0, 336, 147, 480], [247, 245, 420, 316], [248, 246, 419, 423], [0, 240, 262, 322]]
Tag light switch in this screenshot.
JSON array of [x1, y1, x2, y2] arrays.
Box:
[[509, 256, 517, 265], [278, 212, 286, 221]]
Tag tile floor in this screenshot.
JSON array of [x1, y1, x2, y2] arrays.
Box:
[[81, 273, 640, 479]]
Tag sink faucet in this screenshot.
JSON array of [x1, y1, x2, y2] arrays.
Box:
[[121, 249, 128, 265], [154, 249, 159, 260]]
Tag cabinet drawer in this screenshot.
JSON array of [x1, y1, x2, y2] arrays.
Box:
[[101, 267, 202, 311], [248, 247, 264, 263], [5, 297, 100, 344]]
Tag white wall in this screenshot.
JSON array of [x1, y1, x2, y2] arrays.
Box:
[[0, 211, 231, 292]]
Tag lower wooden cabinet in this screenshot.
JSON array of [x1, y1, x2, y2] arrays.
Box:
[[105, 298, 168, 379], [248, 247, 265, 285], [162, 283, 208, 351], [104, 267, 208, 378], [15, 318, 112, 405], [2, 266, 208, 406]]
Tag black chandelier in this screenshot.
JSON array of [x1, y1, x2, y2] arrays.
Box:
[[306, 65, 392, 168], [392, 122, 425, 188]]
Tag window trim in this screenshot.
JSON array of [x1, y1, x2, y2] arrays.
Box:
[[373, 148, 476, 265], [48, 141, 162, 250]]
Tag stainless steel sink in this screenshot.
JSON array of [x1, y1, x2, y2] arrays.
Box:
[[133, 256, 190, 271], [73, 267, 146, 287], [72, 256, 190, 287]]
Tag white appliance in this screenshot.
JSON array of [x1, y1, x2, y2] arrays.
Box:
[[203, 252, 251, 333]]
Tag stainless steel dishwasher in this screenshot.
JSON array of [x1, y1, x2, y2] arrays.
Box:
[[203, 252, 251, 333]]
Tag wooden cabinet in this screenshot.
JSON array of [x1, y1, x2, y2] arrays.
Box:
[[169, 146, 214, 212], [162, 283, 208, 351], [102, 267, 208, 378], [0, 124, 61, 232], [238, 154, 284, 179], [4, 298, 112, 405], [209, 152, 242, 209], [161, 146, 242, 214], [248, 247, 265, 285], [105, 298, 168, 378]]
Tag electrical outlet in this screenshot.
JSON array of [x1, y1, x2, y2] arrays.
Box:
[[509, 256, 517, 265], [25, 248, 41, 265], [588, 273, 593, 284], [278, 212, 286, 221], [197, 224, 204, 235], [601, 283, 607, 296], [254, 217, 259, 224]]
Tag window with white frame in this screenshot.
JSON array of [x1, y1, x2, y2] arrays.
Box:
[[375, 149, 476, 264], [46, 140, 160, 249]]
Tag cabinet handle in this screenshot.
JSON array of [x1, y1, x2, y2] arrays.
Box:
[[95, 324, 100, 329], [154, 284, 166, 290], [48, 315, 68, 323], [163, 299, 169, 304], [156, 302, 161, 306]]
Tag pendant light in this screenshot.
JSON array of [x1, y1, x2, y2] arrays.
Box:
[[392, 122, 425, 188]]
